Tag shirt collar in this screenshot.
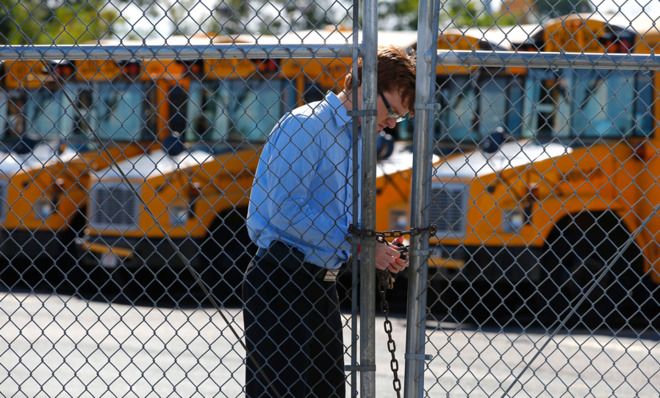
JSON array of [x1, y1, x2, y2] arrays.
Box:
[[325, 91, 352, 128]]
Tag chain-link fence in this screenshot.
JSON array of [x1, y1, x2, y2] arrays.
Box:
[[0, 1, 658, 397], [407, 2, 659, 397]]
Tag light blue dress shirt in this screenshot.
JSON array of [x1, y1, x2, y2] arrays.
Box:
[[247, 91, 356, 269]]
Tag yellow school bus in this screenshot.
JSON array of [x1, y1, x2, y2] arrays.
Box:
[[427, 14, 658, 325], [75, 29, 533, 302], [0, 58, 189, 284], [77, 31, 427, 299], [375, 26, 534, 249]]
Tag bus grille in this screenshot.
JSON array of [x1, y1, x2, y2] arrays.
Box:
[[430, 184, 467, 237], [91, 183, 139, 229]]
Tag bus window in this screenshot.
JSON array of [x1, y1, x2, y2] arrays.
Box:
[[236, 80, 280, 141], [95, 82, 148, 142], [1, 94, 26, 146], [58, 85, 79, 141], [436, 75, 478, 144], [506, 78, 525, 138], [207, 84, 232, 142], [71, 88, 94, 139], [25, 87, 73, 141], [184, 80, 207, 141], [478, 76, 510, 136], [188, 78, 297, 144], [523, 69, 570, 139], [634, 71, 654, 137], [573, 69, 635, 138], [0, 91, 7, 139]]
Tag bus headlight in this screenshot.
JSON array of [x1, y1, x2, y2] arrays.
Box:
[[34, 199, 54, 219], [503, 209, 525, 233], [169, 205, 189, 226]]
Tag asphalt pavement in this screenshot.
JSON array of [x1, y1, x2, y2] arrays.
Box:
[[1, 292, 658, 397]]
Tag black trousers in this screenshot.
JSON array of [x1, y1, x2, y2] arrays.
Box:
[[243, 243, 345, 397]]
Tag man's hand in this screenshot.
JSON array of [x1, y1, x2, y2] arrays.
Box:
[[374, 237, 409, 273]]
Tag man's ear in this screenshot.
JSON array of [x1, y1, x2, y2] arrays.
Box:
[[344, 73, 352, 89], [344, 73, 360, 90]]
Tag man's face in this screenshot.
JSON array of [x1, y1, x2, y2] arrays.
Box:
[[376, 89, 408, 132]]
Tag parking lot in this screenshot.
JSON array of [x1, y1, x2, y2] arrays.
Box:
[[1, 290, 657, 397]]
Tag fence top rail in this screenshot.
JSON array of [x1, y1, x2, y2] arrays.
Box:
[[0, 30, 423, 61], [437, 50, 659, 70], [0, 44, 358, 61]]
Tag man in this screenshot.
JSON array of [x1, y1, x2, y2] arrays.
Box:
[[243, 46, 416, 397]]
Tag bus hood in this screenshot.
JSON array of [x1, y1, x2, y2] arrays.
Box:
[[95, 149, 215, 181], [377, 142, 441, 178], [433, 140, 571, 179], [0, 143, 76, 177]]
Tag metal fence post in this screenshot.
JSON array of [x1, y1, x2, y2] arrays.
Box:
[[404, 0, 439, 397], [359, 0, 378, 396]]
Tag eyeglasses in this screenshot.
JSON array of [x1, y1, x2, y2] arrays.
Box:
[[378, 90, 407, 123]]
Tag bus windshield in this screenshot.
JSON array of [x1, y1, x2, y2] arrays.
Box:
[[436, 76, 478, 145], [185, 78, 297, 145], [1, 87, 71, 149], [435, 75, 524, 148], [92, 81, 152, 142], [1, 81, 152, 150], [522, 69, 570, 139], [0, 91, 9, 145], [523, 69, 652, 141]]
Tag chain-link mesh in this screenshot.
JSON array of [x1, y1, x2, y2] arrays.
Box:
[[0, 1, 658, 397], [410, 3, 659, 397], [0, 1, 381, 396]]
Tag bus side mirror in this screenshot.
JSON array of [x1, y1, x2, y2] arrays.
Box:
[[164, 131, 185, 156], [376, 131, 395, 161], [481, 127, 506, 154]]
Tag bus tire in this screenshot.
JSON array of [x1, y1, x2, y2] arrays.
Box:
[[57, 211, 87, 296], [201, 208, 254, 305], [539, 217, 637, 328]]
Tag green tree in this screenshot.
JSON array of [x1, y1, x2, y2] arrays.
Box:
[[380, 0, 517, 30], [284, 0, 333, 31], [0, 0, 116, 44], [377, 0, 418, 30], [257, 0, 346, 35], [392, 0, 419, 30], [210, 0, 250, 35], [445, 0, 517, 27]]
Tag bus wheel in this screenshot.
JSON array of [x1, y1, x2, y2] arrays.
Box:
[[57, 212, 87, 296], [539, 225, 635, 329], [56, 233, 84, 296], [201, 209, 254, 306], [0, 254, 14, 291]]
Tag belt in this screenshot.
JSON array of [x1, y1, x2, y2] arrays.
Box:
[[255, 241, 340, 283]]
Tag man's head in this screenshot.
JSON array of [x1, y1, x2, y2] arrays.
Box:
[[344, 45, 416, 131]]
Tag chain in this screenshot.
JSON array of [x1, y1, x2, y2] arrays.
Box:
[[348, 224, 437, 240], [377, 237, 408, 398], [349, 224, 423, 397], [378, 269, 402, 398]]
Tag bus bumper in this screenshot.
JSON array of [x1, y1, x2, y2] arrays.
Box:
[[78, 236, 204, 270], [428, 244, 544, 284]]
